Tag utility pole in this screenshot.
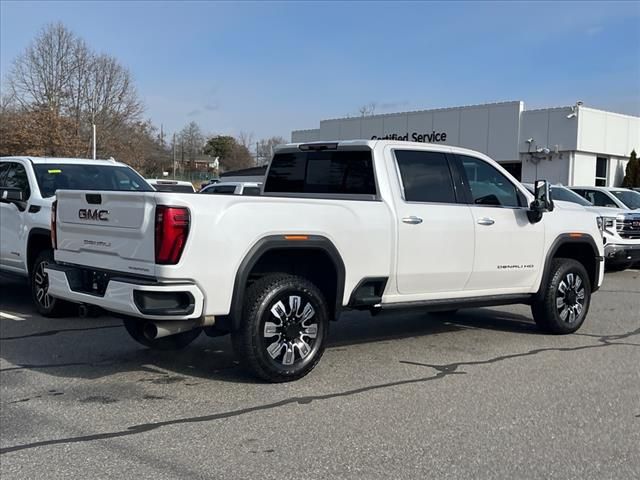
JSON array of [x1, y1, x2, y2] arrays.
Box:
[[92, 123, 96, 160], [172, 133, 176, 179]]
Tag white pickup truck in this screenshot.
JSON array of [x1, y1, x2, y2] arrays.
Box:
[[46, 141, 605, 382], [0, 157, 152, 316]]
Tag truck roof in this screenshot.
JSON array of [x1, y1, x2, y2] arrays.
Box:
[[1, 156, 126, 167], [277, 139, 499, 159]]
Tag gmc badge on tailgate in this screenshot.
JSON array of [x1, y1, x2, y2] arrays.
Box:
[[78, 209, 109, 221]]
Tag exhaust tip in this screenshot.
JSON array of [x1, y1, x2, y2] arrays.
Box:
[[143, 322, 159, 341], [78, 304, 89, 318]]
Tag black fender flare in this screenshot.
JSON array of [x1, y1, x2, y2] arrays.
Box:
[[228, 235, 346, 331], [26, 227, 52, 273], [537, 233, 602, 295]]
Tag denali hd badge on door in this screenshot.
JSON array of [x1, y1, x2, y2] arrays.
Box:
[[78, 209, 109, 221]]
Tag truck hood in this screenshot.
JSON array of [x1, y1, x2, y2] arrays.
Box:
[[552, 200, 591, 212], [584, 205, 627, 217]]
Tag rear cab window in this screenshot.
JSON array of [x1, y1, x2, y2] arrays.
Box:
[[264, 148, 377, 199]]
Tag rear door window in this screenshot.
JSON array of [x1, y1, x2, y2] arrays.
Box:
[[264, 149, 376, 197], [394, 150, 457, 203]]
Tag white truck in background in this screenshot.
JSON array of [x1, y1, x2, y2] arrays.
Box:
[[523, 183, 640, 270], [46, 141, 605, 382], [0, 157, 152, 315]]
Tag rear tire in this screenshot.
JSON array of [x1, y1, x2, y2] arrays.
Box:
[[531, 258, 591, 334], [30, 250, 70, 317], [123, 319, 201, 350], [232, 274, 329, 382]]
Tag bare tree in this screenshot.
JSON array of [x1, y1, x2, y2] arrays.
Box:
[[7, 22, 79, 112], [237, 130, 254, 149], [2, 22, 175, 174], [178, 121, 205, 164], [83, 54, 143, 134], [256, 136, 286, 165], [358, 102, 377, 117], [6, 22, 144, 157]]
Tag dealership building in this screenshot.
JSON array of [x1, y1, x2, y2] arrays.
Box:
[[291, 101, 640, 187]]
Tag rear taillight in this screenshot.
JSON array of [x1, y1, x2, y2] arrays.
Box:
[[155, 206, 190, 265], [51, 200, 57, 249]]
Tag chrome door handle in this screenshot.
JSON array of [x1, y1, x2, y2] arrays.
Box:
[[477, 217, 495, 226], [402, 216, 423, 225]]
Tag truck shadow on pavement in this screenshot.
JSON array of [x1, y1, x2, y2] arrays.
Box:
[[1, 275, 538, 385]]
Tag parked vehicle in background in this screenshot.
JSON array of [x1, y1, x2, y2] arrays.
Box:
[[199, 179, 220, 190], [570, 186, 640, 210], [0, 157, 152, 316], [47, 141, 604, 382], [147, 179, 196, 193], [524, 184, 640, 270], [200, 181, 262, 196]]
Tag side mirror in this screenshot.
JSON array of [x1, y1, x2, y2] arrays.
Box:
[[527, 180, 554, 223]]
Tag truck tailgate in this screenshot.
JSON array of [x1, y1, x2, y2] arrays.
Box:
[[54, 190, 157, 276]]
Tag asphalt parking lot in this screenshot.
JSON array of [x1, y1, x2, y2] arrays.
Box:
[[1, 270, 638, 479]]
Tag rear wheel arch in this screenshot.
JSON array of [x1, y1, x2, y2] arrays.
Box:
[[229, 235, 346, 331]]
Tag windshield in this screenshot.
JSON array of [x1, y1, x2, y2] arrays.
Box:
[[610, 190, 640, 209], [33, 164, 152, 198], [550, 186, 592, 206]]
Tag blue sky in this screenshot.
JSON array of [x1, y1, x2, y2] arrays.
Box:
[[1, 1, 639, 141]]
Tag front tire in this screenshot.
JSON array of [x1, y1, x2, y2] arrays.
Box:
[[30, 250, 70, 317], [232, 274, 329, 382], [531, 258, 591, 334], [123, 319, 201, 350]]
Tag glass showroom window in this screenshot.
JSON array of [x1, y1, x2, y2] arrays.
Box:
[[595, 157, 608, 186]]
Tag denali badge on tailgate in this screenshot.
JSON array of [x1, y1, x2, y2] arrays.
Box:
[[78, 209, 109, 221]]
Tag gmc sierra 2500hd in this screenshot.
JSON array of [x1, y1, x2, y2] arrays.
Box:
[[46, 141, 605, 382]]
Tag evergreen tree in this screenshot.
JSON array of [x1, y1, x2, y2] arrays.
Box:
[[622, 150, 639, 188]]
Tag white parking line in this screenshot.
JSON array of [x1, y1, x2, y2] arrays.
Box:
[[0, 311, 27, 321]]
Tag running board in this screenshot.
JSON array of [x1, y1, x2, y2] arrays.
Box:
[[380, 294, 533, 312]]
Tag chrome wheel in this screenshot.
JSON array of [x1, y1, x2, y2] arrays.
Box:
[[555, 272, 585, 324], [34, 260, 52, 310], [262, 295, 319, 366]]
